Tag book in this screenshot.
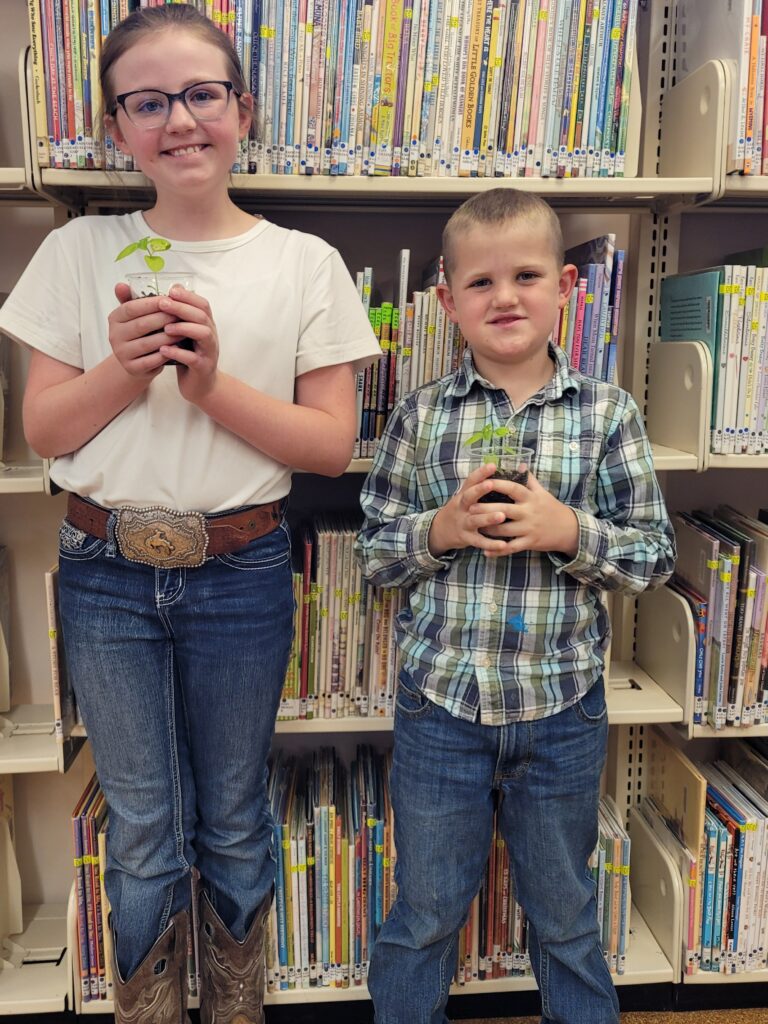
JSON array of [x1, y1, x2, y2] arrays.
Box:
[[668, 577, 708, 724]]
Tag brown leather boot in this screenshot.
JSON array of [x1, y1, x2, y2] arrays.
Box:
[[112, 909, 190, 1024], [198, 890, 270, 1024]]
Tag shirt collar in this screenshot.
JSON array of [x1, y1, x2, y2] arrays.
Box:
[[446, 342, 581, 402]]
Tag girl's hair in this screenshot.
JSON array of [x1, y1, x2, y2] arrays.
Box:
[[100, 3, 252, 122], [442, 188, 565, 282]]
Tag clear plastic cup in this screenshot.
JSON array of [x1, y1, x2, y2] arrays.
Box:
[[126, 271, 196, 298], [471, 444, 534, 504], [126, 272, 196, 360]]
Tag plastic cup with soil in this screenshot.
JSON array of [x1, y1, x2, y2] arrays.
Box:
[[473, 445, 534, 504], [126, 271, 196, 363]]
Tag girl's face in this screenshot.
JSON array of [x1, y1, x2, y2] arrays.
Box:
[[107, 29, 252, 199]]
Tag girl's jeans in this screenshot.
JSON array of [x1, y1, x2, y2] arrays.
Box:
[[58, 513, 294, 980], [368, 672, 620, 1024]]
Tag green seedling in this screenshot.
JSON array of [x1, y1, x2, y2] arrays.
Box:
[[463, 423, 514, 462], [115, 235, 172, 272]]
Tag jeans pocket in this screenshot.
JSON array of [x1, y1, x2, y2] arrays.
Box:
[[573, 677, 607, 724], [58, 520, 108, 561], [215, 521, 291, 570], [394, 669, 433, 720]]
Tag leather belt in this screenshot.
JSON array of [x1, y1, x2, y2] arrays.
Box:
[[66, 493, 282, 569]]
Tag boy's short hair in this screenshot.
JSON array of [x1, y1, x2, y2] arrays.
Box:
[[442, 188, 565, 282]]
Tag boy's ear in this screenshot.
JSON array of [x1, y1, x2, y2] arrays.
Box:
[[558, 263, 579, 308], [436, 282, 459, 324]]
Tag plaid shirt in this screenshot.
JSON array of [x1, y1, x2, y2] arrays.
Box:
[[355, 344, 676, 725]]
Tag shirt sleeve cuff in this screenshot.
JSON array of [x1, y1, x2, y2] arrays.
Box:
[[412, 508, 458, 572], [548, 508, 607, 577]]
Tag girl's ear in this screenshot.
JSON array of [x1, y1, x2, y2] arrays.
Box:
[[105, 113, 132, 156], [237, 93, 254, 141], [436, 282, 460, 324]]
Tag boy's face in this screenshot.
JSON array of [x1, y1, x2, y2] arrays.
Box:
[[437, 218, 577, 385]]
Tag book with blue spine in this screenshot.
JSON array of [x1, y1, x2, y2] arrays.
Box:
[[668, 577, 708, 724], [700, 812, 718, 969]]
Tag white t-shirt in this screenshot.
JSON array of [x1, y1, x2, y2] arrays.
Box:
[[0, 212, 380, 511]]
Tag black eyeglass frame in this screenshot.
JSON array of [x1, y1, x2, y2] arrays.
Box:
[[111, 80, 240, 125]]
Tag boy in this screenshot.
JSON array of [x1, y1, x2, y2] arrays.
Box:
[[355, 189, 675, 1024]]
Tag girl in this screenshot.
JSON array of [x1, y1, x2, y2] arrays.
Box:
[[0, 6, 379, 1023]]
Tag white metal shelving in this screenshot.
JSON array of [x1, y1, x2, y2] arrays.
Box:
[[0, 904, 69, 1014], [0, 705, 57, 773], [0, 461, 46, 494]]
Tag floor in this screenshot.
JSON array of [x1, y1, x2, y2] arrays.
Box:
[[5, 999, 768, 1023], [9, 1008, 768, 1024], [466, 1015, 768, 1024]]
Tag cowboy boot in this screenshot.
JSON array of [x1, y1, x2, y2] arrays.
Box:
[[199, 890, 270, 1024], [111, 908, 190, 1024]]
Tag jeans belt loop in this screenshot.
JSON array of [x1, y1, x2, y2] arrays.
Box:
[[105, 511, 118, 559]]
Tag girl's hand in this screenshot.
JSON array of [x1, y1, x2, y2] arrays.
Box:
[[155, 286, 220, 404], [428, 463, 522, 557], [108, 282, 177, 378], [470, 470, 580, 558]]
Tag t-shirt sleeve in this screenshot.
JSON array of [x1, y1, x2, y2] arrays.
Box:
[[295, 248, 381, 377], [0, 228, 84, 368]]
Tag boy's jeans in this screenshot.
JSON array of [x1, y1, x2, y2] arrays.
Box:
[[368, 671, 620, 1024], [58, 514, 294, 980]]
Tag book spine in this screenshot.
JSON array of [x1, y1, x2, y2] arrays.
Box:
[[73, 813, 90, 1000], [391, 0, 414, 175], [374, 0, 405, 173], [27, 0, 51, 167]]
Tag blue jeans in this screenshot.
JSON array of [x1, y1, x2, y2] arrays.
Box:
[[58, 511, 294, 980], [367, 672, 620, 1024]]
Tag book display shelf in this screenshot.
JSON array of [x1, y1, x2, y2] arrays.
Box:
[[1, 0, 767, 1015]]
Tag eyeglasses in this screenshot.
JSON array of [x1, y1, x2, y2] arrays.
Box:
[[112, 80, 239, 128]]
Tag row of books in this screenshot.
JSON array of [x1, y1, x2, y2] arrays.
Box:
[[281, 520, 404, 721], [353, 250, 466, 459], [71, 773, 112, 1001], [558, 233, 625, 385], [27, 0, 641, 178], [644, 730, 768, 976], [660, 262, 768, 455], [675, 0, 768, 176], [671, 506, 768, 730], [266, 745, 394, 989], [71, 758, 632, 996]]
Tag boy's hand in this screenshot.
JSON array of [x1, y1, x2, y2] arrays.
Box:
[[471, 470, 580, 558], [428, 463, 534, 557]]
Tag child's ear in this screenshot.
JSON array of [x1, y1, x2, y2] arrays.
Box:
[[105, 114, 132, 157], [558, 263, 579, 308], [237, 93, 254, 140], [436, 282, 459, 324]]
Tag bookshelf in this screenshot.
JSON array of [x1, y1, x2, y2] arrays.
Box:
[[1, 0, 768, 1015]]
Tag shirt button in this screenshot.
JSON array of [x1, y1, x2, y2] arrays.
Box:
[[480, 655, 491, 668], [488, 601, 498, 612], [569, 441, 579, 452]]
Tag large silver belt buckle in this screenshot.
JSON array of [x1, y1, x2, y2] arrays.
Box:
[[115, 505, 208, 568]]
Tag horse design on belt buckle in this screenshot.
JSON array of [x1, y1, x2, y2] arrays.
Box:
[[115, 506, 208, 568]]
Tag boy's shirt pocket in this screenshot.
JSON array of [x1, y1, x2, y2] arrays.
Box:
[[535, 431, 604, 509]]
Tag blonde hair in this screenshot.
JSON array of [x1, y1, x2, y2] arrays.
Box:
[[442, 188, 564, 282]]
